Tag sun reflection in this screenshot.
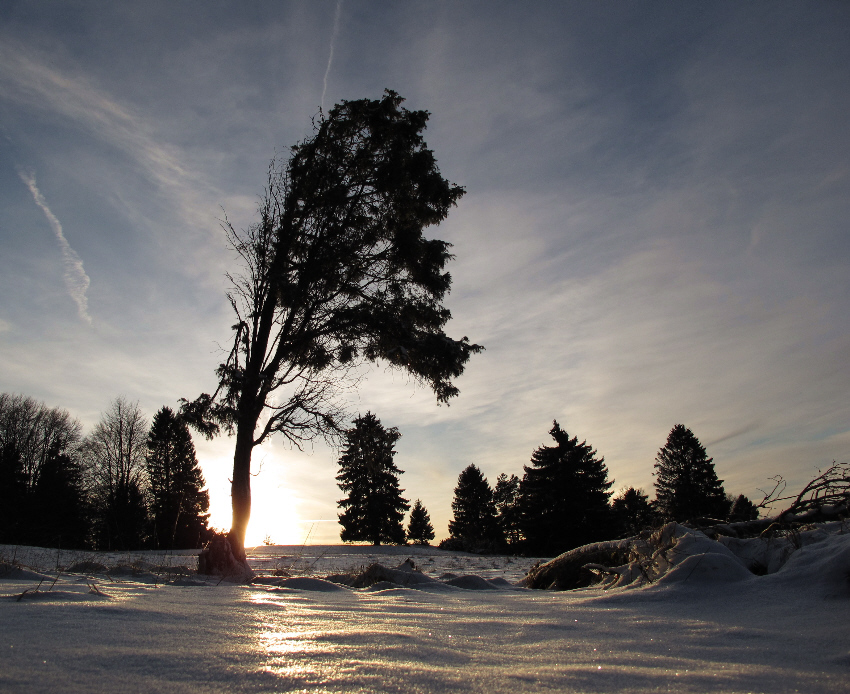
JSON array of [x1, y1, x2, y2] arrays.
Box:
[[250, 592, 342, 681]]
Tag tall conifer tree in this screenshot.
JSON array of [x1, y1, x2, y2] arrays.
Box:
[[337, 412, 409, 545], [145, 407, 210, 549], [518, 421, 613, 556], [447, 464, 501, 551], [653, 424, 726, 522]]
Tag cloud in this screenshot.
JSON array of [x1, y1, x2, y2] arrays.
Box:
[[0, 39, 221, 250], [321, 0, 344, 110], [18, 169, 92, 324]]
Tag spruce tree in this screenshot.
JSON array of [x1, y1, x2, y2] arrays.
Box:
[[518, 421, 613, 556], [447, 464, 501, 552], [30, 450, 90, 549], [145, 407, 210, 549], [493, 473, 522, 547], [406, 499, 435, 545], [337, 412, 409, 545], [728, 493, 759, 522], [653, 424, 726, 522], [611, 487, 656, 538]]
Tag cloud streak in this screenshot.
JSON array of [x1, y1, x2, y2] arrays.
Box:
[[321, 0, 343, 110], [18, 169, 92, 324]]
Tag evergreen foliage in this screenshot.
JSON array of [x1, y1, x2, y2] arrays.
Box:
[[406, 499, 435, 545], [518, 421, 613, 556], [653, 424, 727, 522], [493, 473, 522, 546], [181, 90, 482, 559], [29, 451, 90, 548], [0, 393, 88, 547], [447, 464, 501, 552], [337, 412, 409, 545], [611, 487, 656, 538], [728, 493, 759, 522], [145, 407, 210, 549]]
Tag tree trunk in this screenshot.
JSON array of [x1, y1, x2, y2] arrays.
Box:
[[229, 426, 253, 562]]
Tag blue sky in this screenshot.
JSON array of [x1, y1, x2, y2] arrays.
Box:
[[1, 2, 848, 544]]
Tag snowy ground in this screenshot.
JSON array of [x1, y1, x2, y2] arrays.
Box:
[[2, 528, 849, 693]]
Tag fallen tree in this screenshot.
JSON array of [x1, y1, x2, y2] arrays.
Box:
[[523, 461, 849, 590]]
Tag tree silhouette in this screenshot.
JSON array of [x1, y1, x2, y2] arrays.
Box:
[[145, 407, 210, 549], [0, 393, 85, 546], [519, 422, 613, 556], [447, 464, 501, 552], [611, 487, 656, 538], [728, 493, 759, 522], [493, 473, 522, 546], [653, 424, 726, 522], [82, 398, 149, 550], [181, 91, 481, 566], [406, 499, 435, 545], [337, 412, 409, 545]]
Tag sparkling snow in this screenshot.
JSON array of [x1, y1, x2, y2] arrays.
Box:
[[2, 526, 849, 693]]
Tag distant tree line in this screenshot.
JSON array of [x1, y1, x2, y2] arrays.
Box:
[[0, 393, 211, 551], [336, 414, 757, 556], [440, 421, 758, 556]]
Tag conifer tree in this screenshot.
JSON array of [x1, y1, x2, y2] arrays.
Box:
[[145, 407, 211, 549], [518, 421, 613, 556], [337, 412, 409, 545], [728, 493, 759, 522], [30, 450, 90, 549], [653, 424, 726, 522], [447, 464, 501, 552], [406, 499, 435, 545], [611, 487, 656, 538], [493, 473, 522, 546]]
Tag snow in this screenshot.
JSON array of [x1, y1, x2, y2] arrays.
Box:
[[2, 525, 849, 693]]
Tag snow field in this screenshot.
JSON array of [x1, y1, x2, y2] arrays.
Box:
[[1, 526, 849, 693]]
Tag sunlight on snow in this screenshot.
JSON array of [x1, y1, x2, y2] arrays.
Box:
[[203, 442, 305, 546]]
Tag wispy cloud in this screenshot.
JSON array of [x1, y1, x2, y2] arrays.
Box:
[[18, 169, 93, 325], [321, 0, 344, 110], [0, 40, 218, 245]]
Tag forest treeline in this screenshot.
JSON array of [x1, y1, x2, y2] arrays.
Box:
[[337, 414, 760, 556], [0, 393, 211, 551]]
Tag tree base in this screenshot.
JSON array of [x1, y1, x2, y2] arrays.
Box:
[[197, 532, 254, 582]]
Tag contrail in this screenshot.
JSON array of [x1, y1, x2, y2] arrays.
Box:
[[321, 0, 343, 110], [18, 169, 93, 324]]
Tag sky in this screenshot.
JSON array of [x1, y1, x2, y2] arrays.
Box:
[[1, 1, 848, 545]]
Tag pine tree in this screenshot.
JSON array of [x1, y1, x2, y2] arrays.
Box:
[[407, 499, 435, 545], [518, 421, 613, 556], [145, 407, 211, 549], [30, 450, 90, 549], [653, 424, 726, 522], [447, 464, 501, 552], [611, 487, 656, 538], [493, 473, 522, 547], [337, 412, 409, 545], [728, 493, 759, 522]]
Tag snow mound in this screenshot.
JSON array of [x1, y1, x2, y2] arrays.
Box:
[[656, 552, 753, 585], [327, 559, 437, 588], [277, 577, 350, 592], [443, 574, 500, 590], [767, 529, 850, 598], [0, 563, 54, 581], [66, 561, 109, 574]]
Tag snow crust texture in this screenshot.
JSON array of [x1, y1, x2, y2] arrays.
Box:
[[1, 525, 849, 693]]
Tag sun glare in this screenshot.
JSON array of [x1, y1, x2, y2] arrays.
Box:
[[203, 445, 309, 547]]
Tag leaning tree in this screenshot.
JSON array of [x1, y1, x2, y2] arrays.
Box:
[[182, 91, 481, 571]]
